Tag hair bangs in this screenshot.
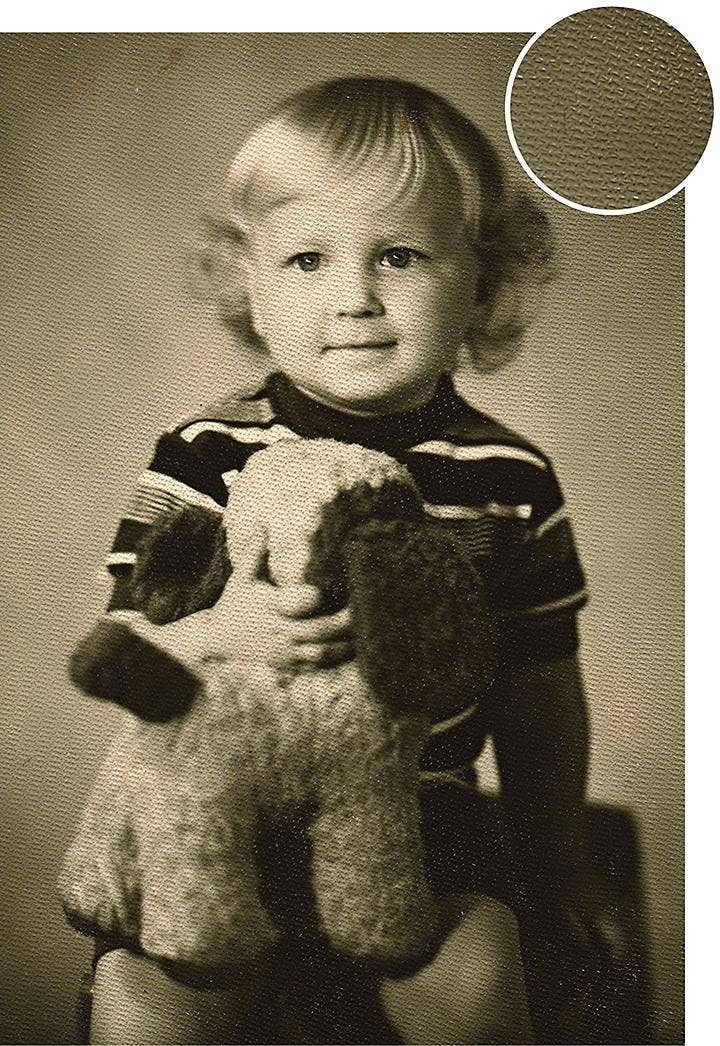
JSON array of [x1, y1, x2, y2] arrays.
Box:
[[226, 82, 485, 241]]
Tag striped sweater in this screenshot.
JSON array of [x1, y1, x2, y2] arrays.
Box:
[[105, 371, 588, 774]]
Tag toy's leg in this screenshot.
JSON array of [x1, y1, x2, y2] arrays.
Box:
[[305, 677, 441, 970], [132, 702, 281, 971], [60, 701, 280, 974]]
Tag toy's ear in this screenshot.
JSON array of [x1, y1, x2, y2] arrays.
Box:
[[345, 519, 497, 717], [132, 506, 232, 624], [67, 506, 230, 722], [305, 480, 425, 613]]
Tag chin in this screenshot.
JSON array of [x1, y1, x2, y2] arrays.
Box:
[[298, 367, 439, 414], [347, 390, 429, 415]]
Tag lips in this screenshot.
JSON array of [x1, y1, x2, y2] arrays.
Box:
[[325, 340, 397, 351]]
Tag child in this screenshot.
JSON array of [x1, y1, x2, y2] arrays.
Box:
[[83, 78, 598, 1044]]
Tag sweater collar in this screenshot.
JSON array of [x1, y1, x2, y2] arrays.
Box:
[[265, 371, 465, 450]]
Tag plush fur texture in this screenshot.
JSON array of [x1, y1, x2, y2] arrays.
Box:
[[60, 439, 496, 982]]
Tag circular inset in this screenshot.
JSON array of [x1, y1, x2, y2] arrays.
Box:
[[506, 6, 713, 213]]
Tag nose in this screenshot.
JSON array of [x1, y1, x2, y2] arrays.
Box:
[[333, 265, 385, 318]]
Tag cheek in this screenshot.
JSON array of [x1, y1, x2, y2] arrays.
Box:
[[389, 276, 470, 336], [251, 276, 311, 338], [435, 275, 477, 335]]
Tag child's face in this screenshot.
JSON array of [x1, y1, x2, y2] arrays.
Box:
[[244, 173, 480, 415]]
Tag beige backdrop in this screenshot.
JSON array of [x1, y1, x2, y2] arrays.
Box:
[[0, 34, 683, 1043]]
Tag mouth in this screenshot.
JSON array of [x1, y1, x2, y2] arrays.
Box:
[[324, 340, 397, 351]]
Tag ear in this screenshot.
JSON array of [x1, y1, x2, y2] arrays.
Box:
[[344, 518, 497, 717], [132, 506, 232, 624]]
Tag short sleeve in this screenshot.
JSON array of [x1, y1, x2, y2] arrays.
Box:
[[104, 430, 228, 611], [477, 461, 588, 665]]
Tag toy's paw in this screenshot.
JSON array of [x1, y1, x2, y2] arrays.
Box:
[[68, 619, 199, 721]]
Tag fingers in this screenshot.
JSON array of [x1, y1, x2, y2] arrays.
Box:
[[289, 606, 353, 643], [230, 525, 267, 583], [299, 640, 354, 668], [269, 640, 354, 671], [272, 584, 324, 618]]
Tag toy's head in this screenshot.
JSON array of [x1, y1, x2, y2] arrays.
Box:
[[128, 437, 496, 718], [224, 439, 424, 608], [130, 439, 422, 624]]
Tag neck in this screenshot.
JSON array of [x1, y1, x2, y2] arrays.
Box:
[[292, 380, 443, 418], [265, 370, 464, 450]]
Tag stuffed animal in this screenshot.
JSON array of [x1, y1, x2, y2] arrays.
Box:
[[59, 439, 496, 984]]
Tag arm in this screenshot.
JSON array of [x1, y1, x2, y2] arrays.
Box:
[[488, 652, 629, 1041], [486, 652, 590, 895], [108, 581, 353, 670], [487, 654, 607, 1043], [72, 429, 354, 719], [116, 503, 353, 668]]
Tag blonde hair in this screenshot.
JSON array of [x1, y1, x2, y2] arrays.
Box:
[[196, 77, 555, 372]]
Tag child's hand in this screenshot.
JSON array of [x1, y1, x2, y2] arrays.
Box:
[[207, 575, 354, 671]]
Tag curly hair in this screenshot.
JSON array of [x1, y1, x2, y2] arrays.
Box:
[[194, 77, 556, 373]]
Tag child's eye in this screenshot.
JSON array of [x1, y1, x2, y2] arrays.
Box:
[[379, 247, 424, 269], [289, 252, 321, 272]]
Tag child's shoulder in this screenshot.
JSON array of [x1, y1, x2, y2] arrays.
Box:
[[439, 386, 554, 473]]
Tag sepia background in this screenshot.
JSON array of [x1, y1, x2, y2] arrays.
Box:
[[0, 34, 683, 1043]]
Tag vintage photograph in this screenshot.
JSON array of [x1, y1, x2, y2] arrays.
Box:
[[1, 25, 693, 1045]]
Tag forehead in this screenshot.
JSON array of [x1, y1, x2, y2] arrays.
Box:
[[251, 174, 467, 247]]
